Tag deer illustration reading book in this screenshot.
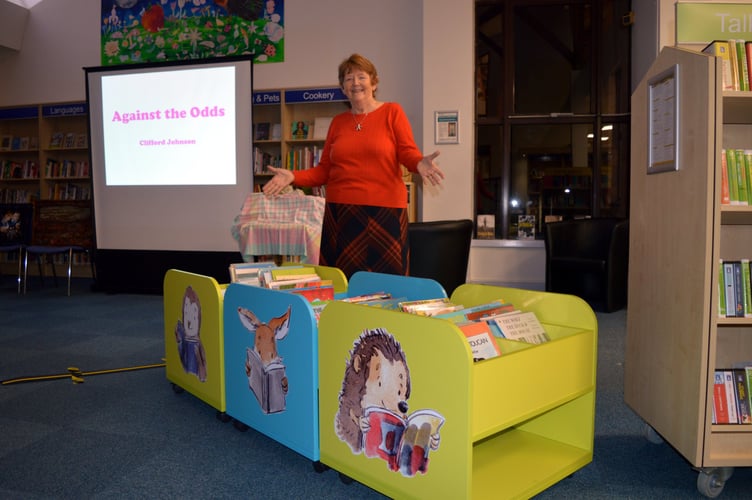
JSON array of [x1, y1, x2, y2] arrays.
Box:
[[238, 305, 291, 414]]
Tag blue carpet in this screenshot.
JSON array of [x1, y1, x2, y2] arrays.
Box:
[[1, 277, 751, 498]]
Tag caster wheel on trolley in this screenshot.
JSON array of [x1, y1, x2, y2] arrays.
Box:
[[216, 411, 230, 423], [696, 467, 734, 498], [171, 383, 184, 394], [312, 461, 329, 473], [338, 472, 354, 484], [232, 419, 249, 432], [643, 423, 663, 444]]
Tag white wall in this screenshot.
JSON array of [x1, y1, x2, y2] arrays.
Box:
[[631, 0, 659, 92], [0, 0, 552, 290]]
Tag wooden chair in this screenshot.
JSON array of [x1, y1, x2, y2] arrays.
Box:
[[0, 203, 33, 294], [23, 199, 94, 296], [408, 219, 474, 296]]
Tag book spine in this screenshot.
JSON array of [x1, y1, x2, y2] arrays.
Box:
[[714, 371, 730, 424], [718, 41, 735, 90], [734, 369, 751, 424], [744, 150, 752, 208], [719, 259, 727, 317], [704, 41, 735, 90], [724, 370, 739, 424], [729, 39, 741, 91], [721, 149, 730, 205], [727, 149, 740, 205], [746, 367, 752, 420], [736, 39, 750, 91], [735, 149, 749, 205], [744, 259, 752, 318], [733, 261, 745, 317], [724, 261, 737, 317], [747, 42, 752, 92]]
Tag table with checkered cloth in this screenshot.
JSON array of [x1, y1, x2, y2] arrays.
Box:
[[231, 191, 325, 264]]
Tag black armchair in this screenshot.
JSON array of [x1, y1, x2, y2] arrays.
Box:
[[408, 219, 473, 296], [544, 217, 629, 312]]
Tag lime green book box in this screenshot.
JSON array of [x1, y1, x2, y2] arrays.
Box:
[[317, 284, 597, 499], [164, 269, 228, 413]]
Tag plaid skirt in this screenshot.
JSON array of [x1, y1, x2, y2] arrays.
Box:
[[319, 202, 409, 279]]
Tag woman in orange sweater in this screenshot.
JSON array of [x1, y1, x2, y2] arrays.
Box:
[[263, 53, 444, 278]]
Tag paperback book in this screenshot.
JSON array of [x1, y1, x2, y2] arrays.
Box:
[[399, 297, 463, 316], [458, 321, 502, 360], [489, 310, 550, 344], [362, 406, 444, 476]]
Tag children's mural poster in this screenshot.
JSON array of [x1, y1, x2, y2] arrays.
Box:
[[101, 0, 284, 65]]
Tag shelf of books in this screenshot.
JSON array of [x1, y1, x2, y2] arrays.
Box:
[[252, 89, 282, 190], [251, 87, 348, 191], [0, 106, 40, 204], [282, 87, 347, 172], [0, 102, 93, 279], [39, 103, 91, 202], [627, 46, 752, 497], [318, 283, 597, 499]]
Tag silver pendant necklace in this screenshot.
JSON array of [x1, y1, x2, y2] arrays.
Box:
[[352, 111, 368, 131]]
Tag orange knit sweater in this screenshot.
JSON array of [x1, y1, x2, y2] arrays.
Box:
[[292, 102, 423, 208]]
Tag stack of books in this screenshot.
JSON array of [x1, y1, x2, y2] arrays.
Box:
[[229, 262, 334, 303]]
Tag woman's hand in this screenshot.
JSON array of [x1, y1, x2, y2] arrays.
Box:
[[417, 151, 444, 187], [262, 166, 295, 196]]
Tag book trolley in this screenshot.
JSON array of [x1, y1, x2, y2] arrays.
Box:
[[163, 267, 445, 461], [317, 284, 597, 499], [626, 46, 752, 497], [163, 265, 348, 420], [164, 269, 229, 414], [164, 269, 597, 498]]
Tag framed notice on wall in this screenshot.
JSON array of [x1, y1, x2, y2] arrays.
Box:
[[435, 111, 459, 144], [647, 64, 679, 174]]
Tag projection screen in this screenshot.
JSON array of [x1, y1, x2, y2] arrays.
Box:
[[85, 56, 253, 252]]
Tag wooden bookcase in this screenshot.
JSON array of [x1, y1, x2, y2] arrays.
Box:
[[0, 102, 91, 203], [0, 105, 39, 204], [38, 103, 91, 202], [625, 46, 752, 497], [252, 86, 349, 190], [251, 87, 416, 220], [0, 102, 93, 279]]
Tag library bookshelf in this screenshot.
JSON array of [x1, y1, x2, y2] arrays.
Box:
[[251, 86, 416, 220], [0, 102, 93, 279], [626, 46, 752, 497], [252, 86, 349, 190]]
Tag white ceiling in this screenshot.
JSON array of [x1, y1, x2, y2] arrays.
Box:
[[6, 0, 43, 7]]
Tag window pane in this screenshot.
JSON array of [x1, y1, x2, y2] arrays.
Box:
[[598, 121, 629, 216], [476, 4, 504, 119], [474, 1, 629, 240], [476, 124, 503, 239], [511, 124, 593, 239], [598, 0, 632, 114], [513, 3, 592, 115]]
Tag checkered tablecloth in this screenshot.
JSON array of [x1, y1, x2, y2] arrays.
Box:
[[231, 191, 325, 264]]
